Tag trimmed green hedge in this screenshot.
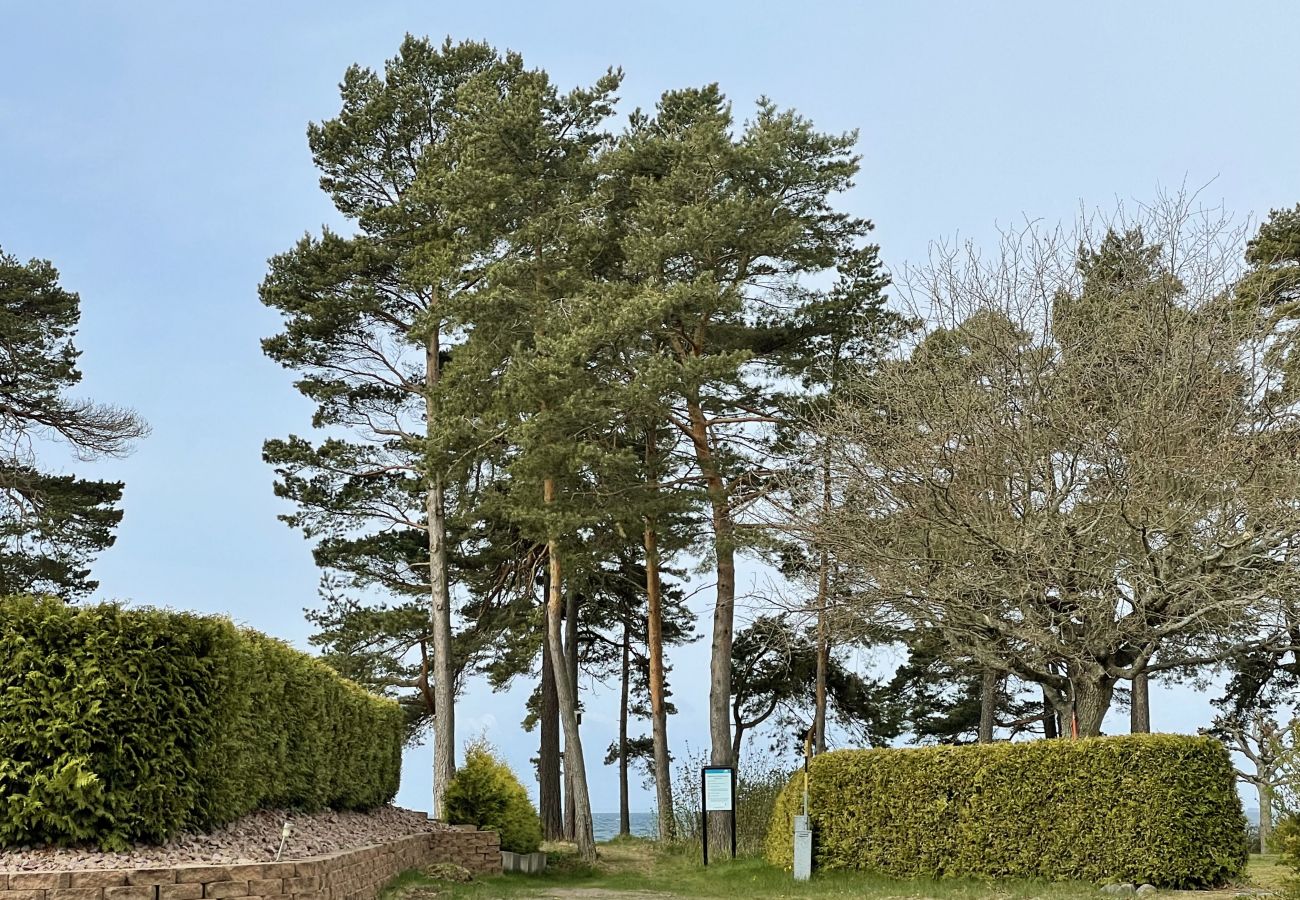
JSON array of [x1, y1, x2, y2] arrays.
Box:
[[766, 735, 1246, 888], [0, 596, 404, 849]]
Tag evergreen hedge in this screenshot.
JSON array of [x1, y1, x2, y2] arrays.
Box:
[[0, 596, 404, 850], [765, 734, 1246, 888]]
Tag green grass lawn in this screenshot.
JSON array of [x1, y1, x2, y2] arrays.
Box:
[[384, 837, 1274, 900], [1246, 854, 1288, 894]]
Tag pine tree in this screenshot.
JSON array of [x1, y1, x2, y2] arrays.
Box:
[[1239, 204, 1300, 411], [885, 631, 1045, 744], [433, 62, 622, 863], [607, 86, 884, 776], [730, 615, 895, 763], [0, 248, 148, 599], [260, 37, 522, 817], [776, 251, 904, 752]]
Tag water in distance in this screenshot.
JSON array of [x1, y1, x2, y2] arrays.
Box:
[[591, 812, 657, 842]]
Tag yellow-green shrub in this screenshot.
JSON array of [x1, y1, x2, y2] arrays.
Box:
[[0, 596, 404, 849], [1273, 813, 1300, 897], [445, 739, 541, 854], [765, 734, 1245, 888]]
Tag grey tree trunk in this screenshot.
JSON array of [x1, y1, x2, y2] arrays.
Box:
[[1042, 687, 1059, 739], [538, 569, 564, 841], [425, 333, 455, 820], [643, 516, 676, 841], [1130, 672, 1150, 733], [543, 487, 595, 862], [684, 401, 736, 770], [1072, 675, 1116, 737], [563, 585, 579, 841], [978, 669, 998, 743], [618, 623, 631, 837], [1260, 780, 1274, 852], [706, 494, 736, 772], [813, 550, 830, 755]]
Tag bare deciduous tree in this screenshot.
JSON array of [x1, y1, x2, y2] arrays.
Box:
[[1213, 713, 1299, 851], [810, 195, 1300, 735]]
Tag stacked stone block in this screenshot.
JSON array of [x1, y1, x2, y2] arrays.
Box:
[[0, 829, 500, 900]]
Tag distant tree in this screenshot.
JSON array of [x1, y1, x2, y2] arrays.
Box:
[[584, 554, 694, 837], [1209, 712, 1300, 851], [1239, 203, 1300, 403], [0, 248, 148, 599], [604, 734, 656, 836], [886, 631, 1045, 744], [730, 615, 895, 763], [772, 253, 907, 754]]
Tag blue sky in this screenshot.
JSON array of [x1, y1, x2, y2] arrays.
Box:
[[3, 1, 1298, 815]]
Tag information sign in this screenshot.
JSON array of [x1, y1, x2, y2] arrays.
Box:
[[702, 767, 733, 812], [700, 765, 736, 865]]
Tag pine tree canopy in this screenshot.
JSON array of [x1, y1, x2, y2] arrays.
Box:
[[0, 248, 147, 599]]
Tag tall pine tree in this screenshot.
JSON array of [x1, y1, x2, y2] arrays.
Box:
[[607, 86, 887, 775], [260, 37, 522, 817]]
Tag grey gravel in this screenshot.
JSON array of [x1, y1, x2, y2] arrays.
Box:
[[0, 806, 446, 871]]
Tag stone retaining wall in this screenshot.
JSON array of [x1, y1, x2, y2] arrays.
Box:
[[0, 829, 500, 900]]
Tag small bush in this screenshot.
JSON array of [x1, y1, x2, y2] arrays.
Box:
[[444, 739, 541, 854], [0, 596, 404, 849], [766, 734, 1246, 888], [1274, 814, 1300, 896]]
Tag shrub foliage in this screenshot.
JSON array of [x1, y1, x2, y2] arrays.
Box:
[[0, 596, 404, 849], [765, 734, 1246, 888], [444, 739, 541, 854], [1272, 813, 1300, 897]]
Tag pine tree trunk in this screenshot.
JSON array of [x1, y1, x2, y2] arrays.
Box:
[[618, 623, 631, 837], [686, 399, 736, 859], [1130, 672, 1150, 734], [978, 669, 997, 743], [643, 516, 676, 842], [544, 479, 596, 863], [1042, 687, 1059, 739], [1260, 780, 1274, 852], [813, 449, 834, 756], [685, 400, 736, 769], [425, 331, 455, 820], [813, 549, 830, 756], [563, 585, 579, 841], [731, 721, 746, 769], [539, 565, 564, 841]]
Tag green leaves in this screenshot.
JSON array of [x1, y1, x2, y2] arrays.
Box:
[[0, 595, 404, 850], [766, 735, 1247, 888]]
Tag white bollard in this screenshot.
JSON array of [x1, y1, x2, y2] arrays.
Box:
[[792, 815, 812, 882]]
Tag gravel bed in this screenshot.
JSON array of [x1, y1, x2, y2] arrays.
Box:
[[0, 806, 447, 871]]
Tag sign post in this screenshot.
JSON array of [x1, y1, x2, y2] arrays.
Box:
[[700, 765, 736, 866]]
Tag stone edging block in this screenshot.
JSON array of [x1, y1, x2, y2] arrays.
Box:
[[0, 828, 501, 900]]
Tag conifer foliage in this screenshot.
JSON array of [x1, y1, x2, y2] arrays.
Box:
[[0, 248, 147, 599], [263, 36, 897, 861]]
